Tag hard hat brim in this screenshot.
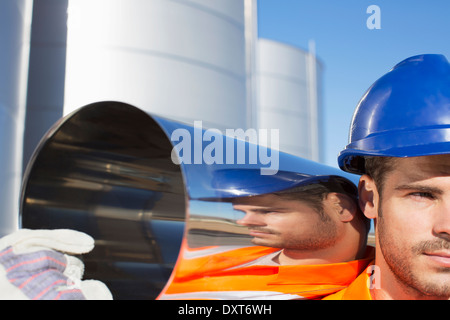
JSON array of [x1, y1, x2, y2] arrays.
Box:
[[338, 126, 450, 174]]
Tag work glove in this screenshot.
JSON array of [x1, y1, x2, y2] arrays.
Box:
[[0, 229, 113, 300]]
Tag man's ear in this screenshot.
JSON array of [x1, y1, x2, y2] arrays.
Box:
[[358, 175, 379, 219], [327, 193, 357, 222]]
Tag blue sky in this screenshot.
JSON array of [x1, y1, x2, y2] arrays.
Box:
[[257, 0, 450, 167]]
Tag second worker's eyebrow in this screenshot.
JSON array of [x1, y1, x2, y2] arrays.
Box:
[[234, 207, 286, 214]]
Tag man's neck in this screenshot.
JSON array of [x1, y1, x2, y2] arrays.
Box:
[[371, 256, 450, 300]]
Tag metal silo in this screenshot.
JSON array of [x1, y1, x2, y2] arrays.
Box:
[[256, 38, 323, 161], [0, 0, 33, 236], [63, 0, 248, 130]]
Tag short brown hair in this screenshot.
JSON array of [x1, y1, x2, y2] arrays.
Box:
[[273, 184, 330, 221], [273, 179, 371, 235], [364, 156, 398, 194]]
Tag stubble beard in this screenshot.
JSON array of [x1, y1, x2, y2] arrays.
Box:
[[377, 206, 450, 299], [249, 215, 338, 251]]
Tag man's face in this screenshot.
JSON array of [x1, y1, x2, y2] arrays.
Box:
[[370, 154, 450, 298], [232, 193, 338, 250]]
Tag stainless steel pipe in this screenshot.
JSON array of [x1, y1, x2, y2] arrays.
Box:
[[21, 101, 360, 299]]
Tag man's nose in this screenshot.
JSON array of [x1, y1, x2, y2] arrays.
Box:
[[236, 212, 265, 227], [433, 199, 450, 241]]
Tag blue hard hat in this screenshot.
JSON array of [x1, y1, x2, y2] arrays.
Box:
[[338, 54, 450, 174]]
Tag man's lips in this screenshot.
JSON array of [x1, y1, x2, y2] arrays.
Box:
[[423, 251, 450, 268], [248, 228, 275, 237]]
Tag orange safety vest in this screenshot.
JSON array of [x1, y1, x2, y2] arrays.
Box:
[[322, 260, 375, 300], [158, 242, 375, 300]]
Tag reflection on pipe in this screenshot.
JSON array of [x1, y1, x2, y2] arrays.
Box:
[[158, 169, 370, 300]]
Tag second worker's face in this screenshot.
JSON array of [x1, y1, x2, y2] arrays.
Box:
[[233, 193, 339, 251]]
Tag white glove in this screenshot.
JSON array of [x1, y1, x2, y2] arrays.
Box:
[[0, 229, 112, 300]]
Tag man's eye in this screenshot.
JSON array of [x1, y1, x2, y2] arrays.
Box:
[[260, 210, 282, 215], [409, 192, 435, 199]]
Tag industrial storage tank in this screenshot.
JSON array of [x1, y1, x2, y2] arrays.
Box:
[[0, 0, 33, 236], [256, 38, 323, 161], [63, 0, 248, 131]]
